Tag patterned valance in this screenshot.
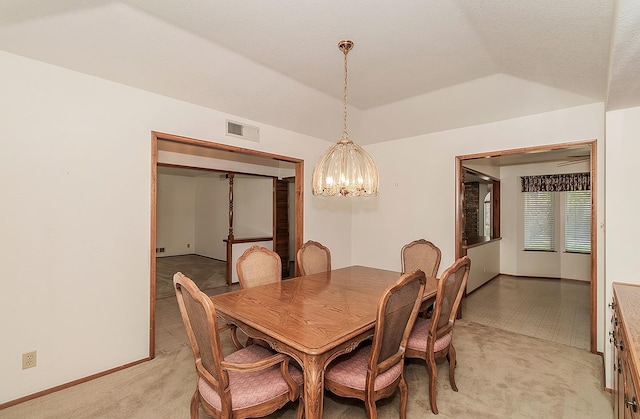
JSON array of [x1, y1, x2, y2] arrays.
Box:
[[521, 173, 590, 192]]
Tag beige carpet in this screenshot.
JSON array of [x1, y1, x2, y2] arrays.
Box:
[[156, 255, 226, 299], [2, 320, 612, 418]]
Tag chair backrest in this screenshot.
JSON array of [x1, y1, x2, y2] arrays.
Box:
[[236, 245, 282, 289], [296, 240, 331, 276], [401, 239, 442, 278], [430, 256, 471, 341], [369, 270, 427, 377], [173, 272, 228, 393]]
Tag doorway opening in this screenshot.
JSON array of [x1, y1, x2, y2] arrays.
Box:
[[150, 131, 304, 358], [456, 140, 597, 353]]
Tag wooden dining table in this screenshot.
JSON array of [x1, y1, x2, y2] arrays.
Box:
[[210, 265, 438, 419]]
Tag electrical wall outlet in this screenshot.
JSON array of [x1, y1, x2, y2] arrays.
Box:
[[22, 351, 37, 369]]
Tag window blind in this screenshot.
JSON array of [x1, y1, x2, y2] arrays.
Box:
[[524, 192, 555, 251], [565, 190, 591, 253]]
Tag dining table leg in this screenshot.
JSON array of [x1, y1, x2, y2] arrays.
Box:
[[302, 353, 325, 419]]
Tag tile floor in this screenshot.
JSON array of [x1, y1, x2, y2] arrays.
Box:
[[462, 275, 591, 350], [156, 273, 592, 354]]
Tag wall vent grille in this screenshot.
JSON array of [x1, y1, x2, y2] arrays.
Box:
[[226, 120, 260, 142]]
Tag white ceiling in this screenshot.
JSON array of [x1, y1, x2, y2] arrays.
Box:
[[1, 0, 638, 145]]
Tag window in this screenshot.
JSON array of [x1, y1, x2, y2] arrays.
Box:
[[524, 191, 555, 251], [483, 192, 491, 236], [565, 190, 591, 253]]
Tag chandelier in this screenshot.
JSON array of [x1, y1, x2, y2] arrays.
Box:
[[311, 40, 379, 197]]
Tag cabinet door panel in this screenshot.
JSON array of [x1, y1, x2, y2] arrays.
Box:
[[623, 356, 639, 419]]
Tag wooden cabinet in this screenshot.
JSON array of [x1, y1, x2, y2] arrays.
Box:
[[612, 283, 640, 419], [623, 356, 639, 418]]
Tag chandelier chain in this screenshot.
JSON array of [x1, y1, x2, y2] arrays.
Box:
[[343, 45, 349, 139]]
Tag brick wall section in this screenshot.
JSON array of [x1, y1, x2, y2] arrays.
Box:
[[464, 182, 479, 241]]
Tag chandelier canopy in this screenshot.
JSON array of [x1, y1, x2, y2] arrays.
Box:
[[311, 40, 379, 197]]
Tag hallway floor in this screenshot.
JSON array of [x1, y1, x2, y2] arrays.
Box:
[[463, 275, 590, 350]]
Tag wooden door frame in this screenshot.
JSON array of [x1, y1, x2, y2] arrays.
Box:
[[455, 139, 597, 354], [273, 178, 293, 278], [150, 131, 304, 358]]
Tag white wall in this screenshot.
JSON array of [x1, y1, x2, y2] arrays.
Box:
[[194, 175, 229, 260], [158, 173, 275, 268], [605, 106, 640, 286], [605, 105, 640, 388], [233, 177, 273, 238], [355, 103, 603, 269], [194, 175, 273, 261], [354, 102, 605, 362], [466, 241, 501, 292], [0, 50, 353, 404], [156, 173, 196, 256], [500, 161, 591, 280]]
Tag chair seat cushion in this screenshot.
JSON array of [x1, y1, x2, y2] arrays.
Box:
[[407, 317, 452, 352], [325, 345, 403, 391], [198, 344, 302, 411]]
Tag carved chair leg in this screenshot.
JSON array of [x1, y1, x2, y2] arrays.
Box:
[[364, 401, 378, 419], [365, 387, 378, 419], [448, 345, 458, 392], [190, 389, 199, 419], [296, 395, 304, 419], [427, 353, 439, 414], [399, 374, 409, 419]]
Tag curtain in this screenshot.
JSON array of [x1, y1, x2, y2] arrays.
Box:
[[521, 173, 590, 192]]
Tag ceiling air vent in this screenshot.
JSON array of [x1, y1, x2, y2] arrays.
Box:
[[226, 120, 260, 142]]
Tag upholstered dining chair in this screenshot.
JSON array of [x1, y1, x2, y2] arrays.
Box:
[[405, 256, 471, 415], [401, 239, 442, 278], [401, 239, 442, 318], [296, 240, 331, 276], [324, 270, 427, 419], [236, 245, 282, 289], [234, 245, 283, 348], [173, 272, 304, 419]]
